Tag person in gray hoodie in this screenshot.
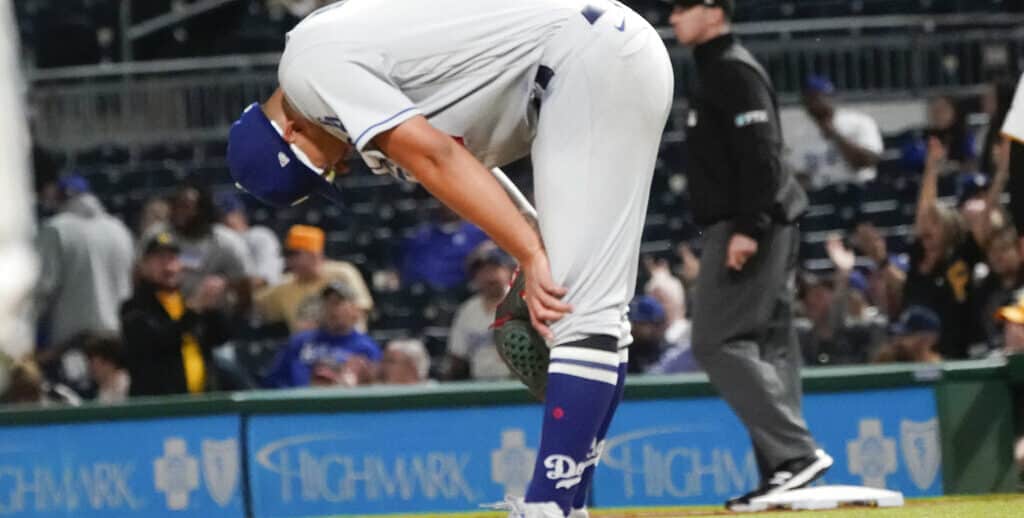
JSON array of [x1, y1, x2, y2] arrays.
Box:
[[35, 175, 134, 349]]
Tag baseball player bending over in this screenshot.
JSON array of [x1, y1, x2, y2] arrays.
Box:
[[225, 1, 672, 517]]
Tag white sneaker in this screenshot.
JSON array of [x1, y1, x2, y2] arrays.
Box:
[[482, 496, 565, 518], [568, 508, 589, 518]]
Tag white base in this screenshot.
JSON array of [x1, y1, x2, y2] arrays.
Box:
[[750, 485, 905, 511]]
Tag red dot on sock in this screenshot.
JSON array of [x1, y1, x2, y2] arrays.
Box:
[[553, 407, 565, 419]]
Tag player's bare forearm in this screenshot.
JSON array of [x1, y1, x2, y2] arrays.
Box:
[[374, 116, 543, 262]]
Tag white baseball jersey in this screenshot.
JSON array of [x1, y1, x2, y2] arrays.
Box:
[[1002, 72, 1024, 143], [788, 108, 884, 188], [282, 0, 673, 348], [280, 0, 584, 168]]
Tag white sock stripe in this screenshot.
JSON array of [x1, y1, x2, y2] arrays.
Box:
[[551, 346, 620, 367], [618, 347, 629, 363], [549, 363, 618, 385]]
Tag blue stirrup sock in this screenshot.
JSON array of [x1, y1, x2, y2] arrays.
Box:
[[571, 357, 628, 511], [525, 341, 622, 515]]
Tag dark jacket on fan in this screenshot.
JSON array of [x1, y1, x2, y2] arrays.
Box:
[[121, 280, 229, 396]]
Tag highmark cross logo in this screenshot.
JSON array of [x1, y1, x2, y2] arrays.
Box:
[[154, 438, 200, 510], [847, 419, 897, 488], [154, 437, 240, 510], [491, 429, 536, 497]]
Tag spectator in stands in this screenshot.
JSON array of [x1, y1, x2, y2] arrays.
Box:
[[795, 75, 883, 188], [928, 95, 978, 167], [379, 339, 431, 385], [644, 257, 691, 346], [82, 334, 130, 403], [399, 205, 488, 291], [873, 306, 943, 364], [137, 196, 170, 238], [35, 174, 135, 352], [255, 224, 373, 333], [444, 242, 514, 381], [903, 95, 977, 172], [904, 138, 985, 358], [979, 78, 1017, 177], [995, 295, 1024, 357], [627, 295, 671, 374], [0, 358, 78, 406], [972, 226, 1024, 350], [851, 222, 908, 320], [264, 281, 381, 388], [121, 231, 231, 396], [797, 238, 887, 366], [156, 183, 251, 298], [217, 192, 283, 287]]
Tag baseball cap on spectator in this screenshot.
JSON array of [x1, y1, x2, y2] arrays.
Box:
[[321, 280, 355, 301], [215, 191, 246, 215], [630, 295, 666, 323], [285, 224, 325, 254], [57, 174, 90, 196], [140, 231, 181, 256], [466, 242, 515, 276], [890, 306, 941, 337], [803, 75, 836, 95], [957, 172, 990, 207]]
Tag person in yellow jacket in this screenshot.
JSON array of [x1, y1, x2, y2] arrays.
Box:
[[254, 224, 373, 332]]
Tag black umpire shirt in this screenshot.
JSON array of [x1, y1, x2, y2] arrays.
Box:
[[684, 33, 807, 240]]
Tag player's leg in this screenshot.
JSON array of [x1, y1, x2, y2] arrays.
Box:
[[521, 10, 673, 517], [569, 357, 627, 516]]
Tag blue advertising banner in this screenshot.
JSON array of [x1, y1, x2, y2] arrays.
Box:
[[593, 387, 942, 507], [247, 406, 544, 517], [246, 387, 940, 517], [0, 415, 244, 518]]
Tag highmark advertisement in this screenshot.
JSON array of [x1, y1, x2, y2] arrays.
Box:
[[247, 387, 942, 517], [0, 415, 244, 518]]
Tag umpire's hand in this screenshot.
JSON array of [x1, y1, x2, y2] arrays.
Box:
[[726, 233, 758, 271]]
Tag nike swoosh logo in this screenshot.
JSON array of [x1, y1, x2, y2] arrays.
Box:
[[615, 18, 625, 31]]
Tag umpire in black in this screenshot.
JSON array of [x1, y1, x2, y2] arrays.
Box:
[[668, 0, 833, 510]]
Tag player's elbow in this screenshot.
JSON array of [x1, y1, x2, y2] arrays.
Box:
[[373, 116, 457, 181]]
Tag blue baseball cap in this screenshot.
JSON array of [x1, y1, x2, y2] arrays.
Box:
[[630, 295, 666, 323], [58, 174, 90, 195], [226, 103, 344, 208], [803, 75, 835, 95], [890, 305, 941, 337]]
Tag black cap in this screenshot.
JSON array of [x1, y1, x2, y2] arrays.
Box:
[[667, 0, 734, 16], [141, 231, 181, 256], [321, 281, 356, 301]]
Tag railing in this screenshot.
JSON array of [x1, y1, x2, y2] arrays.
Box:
[[26, 14, 1024, 151]]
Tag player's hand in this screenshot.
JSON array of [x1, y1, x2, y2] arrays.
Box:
[[726, 234, 758, 271], [521, 249, 572, 341]]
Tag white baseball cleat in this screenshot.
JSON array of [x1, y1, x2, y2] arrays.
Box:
[[482, 496, 565, 518], [568, 507, 590, 518]]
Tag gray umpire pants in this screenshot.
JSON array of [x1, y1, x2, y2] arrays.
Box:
[[691, 221, 818, 479]]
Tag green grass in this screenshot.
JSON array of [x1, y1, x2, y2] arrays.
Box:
[[327, 494, 1024, 518]]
